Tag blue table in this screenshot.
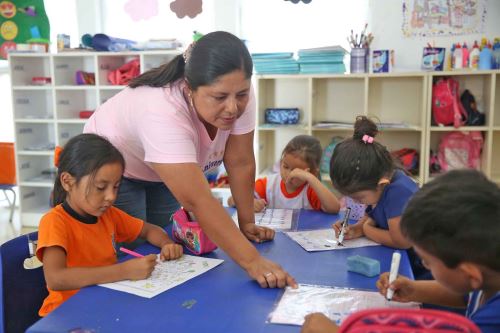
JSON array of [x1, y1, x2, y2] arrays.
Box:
[[27, 210, 413, 333]]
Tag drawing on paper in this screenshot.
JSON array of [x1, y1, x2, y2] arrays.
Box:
[[285, 228, 379, 252], [402, 0, 486, 37], [232, 209, 296, 230], [99, 254, 223, 298], [269, 284, 420, 326]]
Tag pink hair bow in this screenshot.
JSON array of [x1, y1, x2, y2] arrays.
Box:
[[362, 134, 374, 144]]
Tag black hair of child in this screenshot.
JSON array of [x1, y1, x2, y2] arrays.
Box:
[[52, 133, 125, 206], [329, 116, 395, 195], [282, 135, 323, 177], [401, 169, 500, 271]]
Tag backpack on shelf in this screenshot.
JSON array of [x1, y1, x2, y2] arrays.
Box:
[[391, 148, 419, 175], [438, 131, 484, 172], [320, 136, 344, 174], [432, 78, 468, 128], [460, 89, 486, 126]]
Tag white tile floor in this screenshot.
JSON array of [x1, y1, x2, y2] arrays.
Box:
[[0, 199, 37, 245]]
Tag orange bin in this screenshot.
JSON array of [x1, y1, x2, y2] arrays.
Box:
[[0, 142, 16, 185]]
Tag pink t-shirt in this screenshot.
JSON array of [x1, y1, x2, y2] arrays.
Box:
[[84, 79, 256, 182]]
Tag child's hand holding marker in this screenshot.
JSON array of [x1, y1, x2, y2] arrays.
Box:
[[119, 247, 158, 280], [376, 272, 417, 303]]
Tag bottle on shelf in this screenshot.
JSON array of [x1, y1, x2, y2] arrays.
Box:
[[469, 41, 480, 69], [462, 42, 469, 68], [453, 43, 463, 70], [479, 43, 493, 70]]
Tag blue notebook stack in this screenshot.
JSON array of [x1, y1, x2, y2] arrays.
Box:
[[297, 46, 347, 74], [252, 53, 299, 74]]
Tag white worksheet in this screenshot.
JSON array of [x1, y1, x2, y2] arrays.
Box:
[[99, 255, 223, 298], [232, 209, 295, 230], [269, 284, 420, 326], [285, 228, 379, 251]]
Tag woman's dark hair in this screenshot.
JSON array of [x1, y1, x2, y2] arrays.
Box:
[[401, 169, 500, 271], [52, 133, 125, 206], [129, 31, 253, 90], [283, 135, 323, 177], [329, 116, 395, 194]]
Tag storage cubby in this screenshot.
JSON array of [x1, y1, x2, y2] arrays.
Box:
[[9, 54, 51, 86], [55, 89, 97, 119], [368, 74, 426, 128], [15, 123, 55, 153], [19, 187, 53, 227], [12, 89, 53, 119], [97, 54, 140, 86], [312, 76, 366, 126], [491, 131, 500, 182], [99, 88, 123, 105], [57, 123, 86, 147], [494, 73, 500, 127], [53, 55, 96, 86], [17, 155, 55, 186], [142, 52, 178, 72]]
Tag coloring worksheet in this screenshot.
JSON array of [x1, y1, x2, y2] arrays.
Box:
[[99, 255, 223, 298], [232, 209, 296, 230], [269, 284, 420, 326], [285, 228, 379, 251]]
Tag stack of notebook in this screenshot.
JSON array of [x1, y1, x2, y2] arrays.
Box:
[[297, 46, 347, 74], [252, 53, 299, 74]]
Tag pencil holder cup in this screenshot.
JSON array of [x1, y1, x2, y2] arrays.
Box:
[[350, 47, 368, 73]]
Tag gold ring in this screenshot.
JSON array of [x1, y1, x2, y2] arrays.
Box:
[[264, 272, 273, 278]]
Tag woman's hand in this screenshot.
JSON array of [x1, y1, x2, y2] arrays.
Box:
[[240, 223, 274, 243], [246, 255, 297, 288], [301, 313, 339, 333], [159, 243, 183, 261], [121, 254, 157, 280], [376, 272, 417, 303]]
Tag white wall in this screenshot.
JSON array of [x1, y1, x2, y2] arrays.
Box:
[[368, 0, 500, 71]]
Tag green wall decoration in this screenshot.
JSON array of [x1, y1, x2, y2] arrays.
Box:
[[0, 0, 50, 59]]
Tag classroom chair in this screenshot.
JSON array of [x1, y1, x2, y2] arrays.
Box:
[[0, 232, 48, 333], [0, 143, 16, 223], [339, 308, 480, 333]]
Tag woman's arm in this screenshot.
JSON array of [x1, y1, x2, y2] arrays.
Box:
[[150, 160, 296, 288], [42, 246, 157, 290], [363, 216, 412, 248]]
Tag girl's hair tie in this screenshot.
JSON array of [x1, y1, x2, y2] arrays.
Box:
[[183, 42, 196, 64], [54, 146, 63, 167], [362, 134, 374, 144]]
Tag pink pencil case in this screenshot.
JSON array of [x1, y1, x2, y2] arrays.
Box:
[[172, 208, 217, 255]]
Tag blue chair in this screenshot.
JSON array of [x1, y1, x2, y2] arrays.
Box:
[[0, 232, 48, 333], [0, 185, 15, 224]]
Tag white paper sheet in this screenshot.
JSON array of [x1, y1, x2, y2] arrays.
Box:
[[99, 254, 223, 298], [233, 209, 294, 230], [285, 228, 379, 251], [269, 284, 420, 326]]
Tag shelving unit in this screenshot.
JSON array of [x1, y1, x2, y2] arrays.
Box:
[[9, 51, 179, 227], [255, 70, 500, 187]]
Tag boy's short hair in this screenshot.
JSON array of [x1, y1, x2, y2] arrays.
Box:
[[401, 169, 500, 271]]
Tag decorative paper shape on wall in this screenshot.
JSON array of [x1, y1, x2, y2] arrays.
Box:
[[124, 0, 159, 21], [0, 0, 50, 59], [402, 0, 487, 37], [284, 0, 312, 4], [170, 0, 202, 19]]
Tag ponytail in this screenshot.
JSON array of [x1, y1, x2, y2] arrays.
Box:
[[128, 54, 185, 88]]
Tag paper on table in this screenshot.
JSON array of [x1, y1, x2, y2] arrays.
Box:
[[285, 228, 379, 251], [232, 208, 295, 231], [99, 254, 223, 298], [269, 284, 420, 326]]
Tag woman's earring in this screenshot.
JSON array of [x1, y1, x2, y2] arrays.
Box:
[[188, 93, 194, 109]]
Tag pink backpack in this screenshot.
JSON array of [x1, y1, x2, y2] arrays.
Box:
[[432, 78, 468, 128], [339, 308, 481, 333], [438, 131, 483, 172]]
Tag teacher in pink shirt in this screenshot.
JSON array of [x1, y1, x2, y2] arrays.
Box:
[[84, 31, 296, 289]]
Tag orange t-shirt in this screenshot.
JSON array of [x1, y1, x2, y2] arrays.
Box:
[[36, 204, 144, 316]]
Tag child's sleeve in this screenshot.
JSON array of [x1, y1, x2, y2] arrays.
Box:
[[306, 187, 322, 210], [36, 212, 69, 262], [254, 177, 267, 201], [111, 207, 145, 243], [383, 186, 414, 219]]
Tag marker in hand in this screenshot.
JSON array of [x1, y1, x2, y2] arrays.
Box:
[[386, 251, 401, 301], [337, 207, 351, 246], [119, 247, 144, 258]]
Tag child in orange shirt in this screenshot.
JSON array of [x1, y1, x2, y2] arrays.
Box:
[[228, 135, 340, 213], [36, 133, 183, 316]]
